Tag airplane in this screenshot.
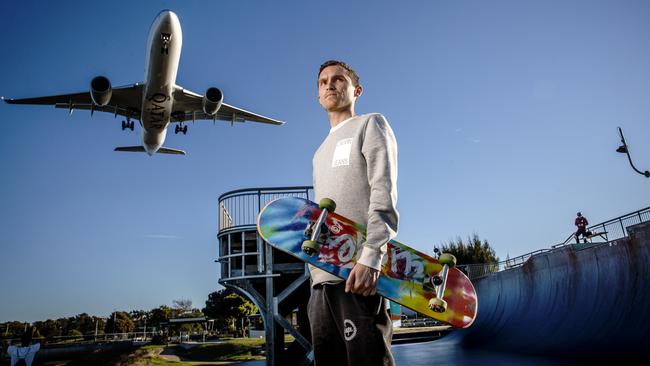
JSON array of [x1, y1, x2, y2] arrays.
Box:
[[2, 10, 283, 156]]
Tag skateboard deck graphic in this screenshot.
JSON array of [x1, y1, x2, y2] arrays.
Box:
[[257, 197, 478, 328]]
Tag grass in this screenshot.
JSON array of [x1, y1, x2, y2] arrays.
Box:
[[68, 336, 288, 365], [171, 338, 266, 362], [150, 358, 186, 366]]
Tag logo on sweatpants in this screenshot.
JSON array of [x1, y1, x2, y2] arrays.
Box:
[[344, 319, 357, 341]]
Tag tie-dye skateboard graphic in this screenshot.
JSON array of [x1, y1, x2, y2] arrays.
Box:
[[257, 197, 478, 328]]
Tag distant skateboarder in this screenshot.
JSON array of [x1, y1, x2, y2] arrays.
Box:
[[575, 212, 589, 243]]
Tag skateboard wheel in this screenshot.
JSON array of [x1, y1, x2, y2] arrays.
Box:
[[439, 253, 457, 267], [301, 240, 320, 256], [429, 298, 447, 313], [432, 275, 443, 286], [319, 198, 336, 213]]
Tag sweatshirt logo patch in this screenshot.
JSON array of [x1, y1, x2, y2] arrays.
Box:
[[332, 138, 352, 167]]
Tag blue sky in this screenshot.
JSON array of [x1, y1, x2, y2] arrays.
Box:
[[1, 0, 648, 322]]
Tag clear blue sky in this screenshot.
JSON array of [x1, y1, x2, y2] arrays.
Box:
[[1, 0, 648, 322]]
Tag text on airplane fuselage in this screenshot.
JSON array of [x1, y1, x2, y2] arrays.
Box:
[[145, 92, 170, 129]]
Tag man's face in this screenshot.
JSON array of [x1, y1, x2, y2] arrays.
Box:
[[317, 65, 362, 112]]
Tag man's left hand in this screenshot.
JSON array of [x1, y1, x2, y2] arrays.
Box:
[[345, 263, 379, 296]]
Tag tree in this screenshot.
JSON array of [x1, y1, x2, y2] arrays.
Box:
[[439, 233, 499, 265], [172, 299, 193, 313], [32, 319, 61, 339], [91, 316, 106, 337], [130, 310, 149, 337], [68, 329, 83, 339], [105, 311, 134, 335], [130, 310, 148, 322], [149, 305, 175, 329], [203, 288, 258, 337], [70, 313, 96, 336], [172, 302, 206, 336], [0, 321, 30, 339]]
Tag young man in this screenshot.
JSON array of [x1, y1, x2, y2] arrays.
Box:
[[308, 60, 398, 365]]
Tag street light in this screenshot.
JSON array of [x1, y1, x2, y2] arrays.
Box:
[[94, 317, 107, 342], [616, 127, 649, 178]]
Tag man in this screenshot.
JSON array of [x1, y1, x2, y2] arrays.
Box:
[[308, 60, 398, 366], [575, 212, 589, 243]]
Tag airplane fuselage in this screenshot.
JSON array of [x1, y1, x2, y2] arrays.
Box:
[[141, 10, 182, 155], [3, 9, 284, 156]]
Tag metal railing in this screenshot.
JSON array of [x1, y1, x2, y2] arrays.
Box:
[[459, 205, 650, 280], [218, 186, 313, 233], [0, 332, 156, 345], [458, 249, 551, 279], [217, 186, 313, 281], [553, 206, 650, 248], [458, 252, 562, 280], [585, 206, 650, 242]]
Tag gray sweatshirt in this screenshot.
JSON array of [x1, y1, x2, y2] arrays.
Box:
[[310, 113, 399, 285]]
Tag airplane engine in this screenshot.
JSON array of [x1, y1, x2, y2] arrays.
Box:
[[202, 87, 223, 115], [90, 76, 112, 106]]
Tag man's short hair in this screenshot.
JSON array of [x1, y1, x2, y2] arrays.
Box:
[[318, 60, 360, 87]]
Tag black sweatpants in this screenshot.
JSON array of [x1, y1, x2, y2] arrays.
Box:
[[308, 283, 394, 366]]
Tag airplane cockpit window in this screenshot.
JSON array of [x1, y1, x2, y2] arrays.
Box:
[[160, 33, 172, 55], [160, 33, 172, 44]]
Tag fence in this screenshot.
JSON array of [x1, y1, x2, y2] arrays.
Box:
[[457, 249, 549, 279], [217, 186, 314, 281], [552, 206, 650, 248], [218, 186, 313, 233], [584, 206, 650, 243], [0, 331, 157, 346]]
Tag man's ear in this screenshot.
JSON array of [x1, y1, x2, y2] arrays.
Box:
[[354, 85, 363, 97]]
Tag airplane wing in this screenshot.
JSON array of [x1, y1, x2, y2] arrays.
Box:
[[2, 84, 144, 121], [171, 86, 284, 125]]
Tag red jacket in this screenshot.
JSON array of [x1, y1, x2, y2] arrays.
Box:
[[575, 216, 588, 229]]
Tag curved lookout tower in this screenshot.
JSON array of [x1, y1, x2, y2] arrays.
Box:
[[217, 186, 314, 366]]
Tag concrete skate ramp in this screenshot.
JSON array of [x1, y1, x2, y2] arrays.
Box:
[[459, 221, 650, 359]]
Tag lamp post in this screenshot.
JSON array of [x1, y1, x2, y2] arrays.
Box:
[[616, 127, 649, 178], [94, 317, 106, 342]]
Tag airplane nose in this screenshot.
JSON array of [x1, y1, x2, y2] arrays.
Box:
[[157, 10, 178, 24]]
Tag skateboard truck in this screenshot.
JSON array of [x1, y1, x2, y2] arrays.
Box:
[[301, 198, 336, 256], [428, 253, 457, 313]]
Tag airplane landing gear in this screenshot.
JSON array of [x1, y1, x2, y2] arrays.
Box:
[[175, 124, 188, 135], [121, 120, 134, 131]]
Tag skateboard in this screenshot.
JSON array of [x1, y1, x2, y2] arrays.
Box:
[[579, 231, 608, 243], [257, 197, 478, 328]]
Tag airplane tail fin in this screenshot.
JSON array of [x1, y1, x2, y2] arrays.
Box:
[[114, 146, 186, 155]]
